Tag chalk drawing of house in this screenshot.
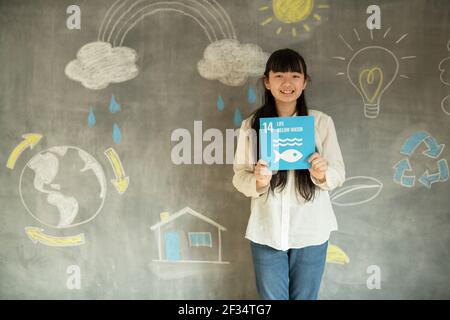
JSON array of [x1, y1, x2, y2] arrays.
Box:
[[150, 206, 229, 264]]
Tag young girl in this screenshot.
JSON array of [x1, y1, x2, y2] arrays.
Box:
[[232, 48, 345, 300]]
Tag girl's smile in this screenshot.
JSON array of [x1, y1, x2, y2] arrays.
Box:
[[279, 88, 295, 95], [264, 71, 307, 113]]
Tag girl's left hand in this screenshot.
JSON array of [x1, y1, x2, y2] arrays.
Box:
[[308, 152, 328, 183]]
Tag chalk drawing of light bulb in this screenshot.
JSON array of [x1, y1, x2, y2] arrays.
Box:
[[334, 28, 414, 119], [347, 46, 399, 119]]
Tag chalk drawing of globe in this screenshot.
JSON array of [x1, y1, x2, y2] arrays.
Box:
[[19, 146, 107, 229]]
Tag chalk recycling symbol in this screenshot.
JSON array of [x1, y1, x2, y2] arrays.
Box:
[[393, 131, 449, 188]]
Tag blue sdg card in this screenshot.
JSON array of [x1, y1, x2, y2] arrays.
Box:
[[259, 116, 315, 171]]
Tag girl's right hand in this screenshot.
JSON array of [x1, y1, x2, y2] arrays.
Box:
[[255, 159, 272, 189]]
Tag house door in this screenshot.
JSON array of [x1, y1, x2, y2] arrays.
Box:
[[164, 231, 180, 261]]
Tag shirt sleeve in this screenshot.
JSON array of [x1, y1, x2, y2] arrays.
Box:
[[232, 119, 270, 198], [310, 115, 346, 191]]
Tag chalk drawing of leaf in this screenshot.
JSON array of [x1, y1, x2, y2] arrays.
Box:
[[330, 176, 383, 207]]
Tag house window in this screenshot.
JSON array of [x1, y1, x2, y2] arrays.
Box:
[[188, 232, 212, 247]]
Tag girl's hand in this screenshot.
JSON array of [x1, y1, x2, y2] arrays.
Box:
[[255, 159, 272, 190], [308, 153, 328, 183]]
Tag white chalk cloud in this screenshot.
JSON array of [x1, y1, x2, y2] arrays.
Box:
[[65, 41, 139, 90], [197, 39, 269, 86]]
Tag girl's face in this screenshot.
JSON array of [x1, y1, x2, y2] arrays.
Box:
[[264, 70, 307, 106]]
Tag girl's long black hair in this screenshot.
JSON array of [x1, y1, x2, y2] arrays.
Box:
[[251, 48, 316, 202]]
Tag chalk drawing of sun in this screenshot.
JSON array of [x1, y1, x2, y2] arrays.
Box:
[[259, 0, 330, 37]]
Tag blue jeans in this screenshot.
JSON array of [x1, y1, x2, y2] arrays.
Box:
[[250, 240, 328, 300]]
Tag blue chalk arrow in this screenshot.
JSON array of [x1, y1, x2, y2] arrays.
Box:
[[393, 159, 411, 181], [418, 170, 440, 189], [423, 136, 444, 158], [400, 175, 415, 188], [438, 159, 449, 181], [393, 158, 415, 187], [400, 131, 429, 156]]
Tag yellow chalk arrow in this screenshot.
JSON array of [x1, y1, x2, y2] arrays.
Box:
[[25, 227, 85, 247], [104, 147, 129, 194], [326, 244, 350, 265], [112, 176, 130, 194], [6, 134, 43, 169]]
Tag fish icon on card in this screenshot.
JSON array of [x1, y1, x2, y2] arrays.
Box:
[[260, 116, 315, 170], [273, 149, 303, 163]]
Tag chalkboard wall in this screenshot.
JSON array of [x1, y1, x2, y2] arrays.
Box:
[[1, 0, 449, 299]]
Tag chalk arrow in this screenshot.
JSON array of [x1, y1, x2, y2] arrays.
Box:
[[418, 170, 440, 189], [438, 159, 449, 181], [6, 134, 42, 169], [104, 147, 129, 194], [25, 227, 85, 247], [400, 131, 429, 156], [326, 244, 350, 265], [393, 158, 415, 187], [423, 136, 444, 158]]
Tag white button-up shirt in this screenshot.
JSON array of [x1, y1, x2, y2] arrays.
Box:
[[232, 109, 346, 250]]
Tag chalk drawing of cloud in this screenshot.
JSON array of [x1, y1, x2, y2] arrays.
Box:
[[197, 39, 269, 86], [65, 41, 139, 90]]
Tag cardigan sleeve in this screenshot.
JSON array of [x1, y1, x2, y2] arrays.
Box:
[[232, 118, 270, 198], [310, 115, 346, 191]]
